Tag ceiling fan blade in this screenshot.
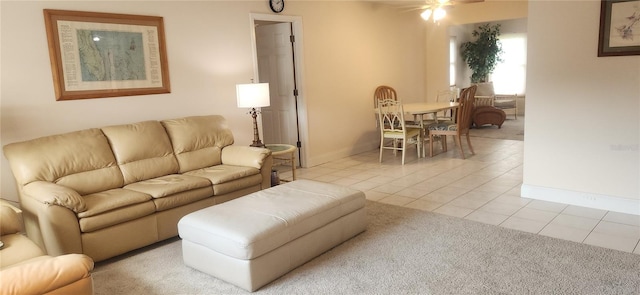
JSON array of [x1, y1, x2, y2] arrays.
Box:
[[397, 4, 432, 12], [452, 0, 484, 4], [395, 0, 483, 14]]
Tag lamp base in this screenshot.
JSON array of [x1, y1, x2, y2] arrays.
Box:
[[250, 141, 265, 148], [249, 108, 265, 148]]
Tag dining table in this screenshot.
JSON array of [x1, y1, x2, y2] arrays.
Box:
[[374, 101, 460, 158], [402, 101, 460, 128], [375, 101, 460, 125]]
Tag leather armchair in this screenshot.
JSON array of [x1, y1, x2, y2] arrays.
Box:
[[0, 201, 94, 295]]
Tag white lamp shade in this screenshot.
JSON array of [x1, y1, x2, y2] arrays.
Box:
[[236, 83, 270, 108]]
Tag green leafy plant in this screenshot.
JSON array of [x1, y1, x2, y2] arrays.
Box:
[[460, 23, 503, 83]]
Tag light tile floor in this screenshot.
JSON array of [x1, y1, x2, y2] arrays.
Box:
[[276, 136, 640, 255]]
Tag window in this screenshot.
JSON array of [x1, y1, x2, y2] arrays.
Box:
[[491, 33, 527, 95], [449, 36, 456, 87]]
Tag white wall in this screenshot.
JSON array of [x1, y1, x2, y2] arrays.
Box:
[[0, 1, 427, 203], [523, 1, 640, 214]]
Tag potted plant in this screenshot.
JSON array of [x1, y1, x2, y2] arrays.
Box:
[[460, 23, 503, 83]]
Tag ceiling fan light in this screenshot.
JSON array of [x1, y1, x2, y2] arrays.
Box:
[[421, 9, 432, 21], [434, 7, 446, 20]]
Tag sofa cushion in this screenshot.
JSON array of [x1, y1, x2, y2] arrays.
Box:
[[76, 188, 155, 232], [211, 174, 263, 196], [3, 129, 123, 195], [77, 188, 152, 218], [101, 121, 179, 185], [124, 174, 214, 211], [185, 165, 262, 196], [124, 174, 212, 198], [184, 165, 260, 185], [78, 202, 156, 233], [152, 186, 215, 211], [161, 115, 234, 173]]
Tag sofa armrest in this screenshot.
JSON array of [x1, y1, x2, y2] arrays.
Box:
[[0, 254, 94, 295], [0, 204, 22, 235], [22, 181, 86, 213], [221, 146, 272, 169]]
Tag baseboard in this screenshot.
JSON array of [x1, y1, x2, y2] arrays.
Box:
[[521, 184, 640, 216], [306, 140, 377, 167]]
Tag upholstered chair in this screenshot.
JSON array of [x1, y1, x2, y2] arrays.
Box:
[[0, 201, 95, 295]]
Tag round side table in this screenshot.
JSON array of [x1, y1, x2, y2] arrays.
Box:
[[265, 144, 297, 182]]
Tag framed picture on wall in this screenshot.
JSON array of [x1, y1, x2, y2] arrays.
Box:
[[598, 0, 640, 56], [44, 9, 171, 100]]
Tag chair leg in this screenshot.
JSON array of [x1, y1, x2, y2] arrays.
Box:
[[416, 136, 421, 160], [421, 134, 429, 158], [401, 143, 406, 165], [429, 133, 434, 157], [466, 133, 475, 155], [454, 134, 465, 159], [441, 135, 447, 152], [379, 138, 384, 163], [393, 139, 398, 156]]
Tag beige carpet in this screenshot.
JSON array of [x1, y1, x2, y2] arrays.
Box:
[[470, 116, 524, 141], [92, 201, 640, 294]]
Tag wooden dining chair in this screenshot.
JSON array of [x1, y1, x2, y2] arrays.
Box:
[[435, 89, 456, 121], [427, 85, 477, 159], [373, 85, 397, 107], [373, 85, 426, 130], [377, 98, 422, 165], [373, 86, 397, 128]]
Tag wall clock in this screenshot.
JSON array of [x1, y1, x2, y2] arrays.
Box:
[[269, 0, 284, 13]]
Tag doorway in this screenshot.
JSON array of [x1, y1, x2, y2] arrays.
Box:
[[250, 13, 308, 167]]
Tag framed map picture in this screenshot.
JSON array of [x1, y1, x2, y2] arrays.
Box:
[[598, 0, 640, 56], [44, 9, 171, 100]]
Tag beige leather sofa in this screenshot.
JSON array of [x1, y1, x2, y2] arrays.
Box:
[[3, 115, 273, 262], [0, 201, 94, 295]]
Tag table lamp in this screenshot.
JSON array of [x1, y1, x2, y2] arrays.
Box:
[[236, 83, 270, 148]]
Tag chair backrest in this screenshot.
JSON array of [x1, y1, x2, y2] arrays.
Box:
[[473, 82, 494, 107], [374, 86, 397, 108], [436, 89, 454, 102], [456, 85, 478, 133], [377, 98, 408, 133]]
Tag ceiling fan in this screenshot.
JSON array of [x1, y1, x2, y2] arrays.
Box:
[[408, 0, 485, 22]]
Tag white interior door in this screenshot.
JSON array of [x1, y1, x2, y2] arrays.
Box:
[[255, 22, 298, 146]]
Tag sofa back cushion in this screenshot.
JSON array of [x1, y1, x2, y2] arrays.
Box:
[[3, 129, 124, 195], [101, 120, 179, 185], [161, 115, 234, 173]]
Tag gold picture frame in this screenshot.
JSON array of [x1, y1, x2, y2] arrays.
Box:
[[44, 9, 171, 100]]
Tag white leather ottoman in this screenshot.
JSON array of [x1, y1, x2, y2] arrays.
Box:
[[177, 179, 367, 292]]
